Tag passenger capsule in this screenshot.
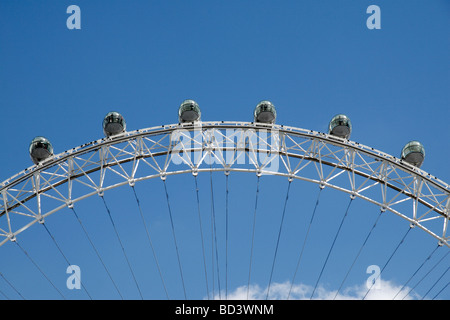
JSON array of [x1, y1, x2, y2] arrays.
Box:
[[328, 114, 352, 139], [103, 111, 126, 137], [178, 100, 201, 123], [254, 101, 276, 124], [29, 136, 53, 164], [401, 141, 425, 167]]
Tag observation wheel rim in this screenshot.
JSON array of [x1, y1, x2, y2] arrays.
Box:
[[0, 121, 449, 248]]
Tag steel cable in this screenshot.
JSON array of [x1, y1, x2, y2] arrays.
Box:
[[402, 250, 449, 300], [0, 270, 24, 300], [266, 180, 292, 300], [333, 208, 384, 300], [362, 226, 413, 300], [15, 240, 66, 299], [41, 222, 92, 299], [310, 197, 354, 299], [247, 175, 261, 300], [422, 266, 449, 300], [392, 244, 440, 300], [131, 186, 169, 299], [287, 187, 323, 300], [163, 179, 187, 300], [101, 196, 143, 300], [70, 207, 123, 299], [194, 175, 210, 300]]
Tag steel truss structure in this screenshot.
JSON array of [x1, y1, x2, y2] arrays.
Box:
[[1, 121, 449, 248]]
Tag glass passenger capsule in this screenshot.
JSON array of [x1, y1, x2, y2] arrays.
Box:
[[328, 114, 352, 139], [29, 136, 54, 164], [103, 111, 126, 137], [401, 141, 425, 167], [178, 100, 201, 123], [254, 101, 276, 124]]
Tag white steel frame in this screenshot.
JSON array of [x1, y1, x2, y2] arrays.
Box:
[[1, 121, 449, 248]]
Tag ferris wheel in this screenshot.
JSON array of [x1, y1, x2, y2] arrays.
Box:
[[0, 100, 448, 300]]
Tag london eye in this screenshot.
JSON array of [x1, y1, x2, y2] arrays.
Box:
[[0, 1, 448, 301], [0, 100, 448, 300]]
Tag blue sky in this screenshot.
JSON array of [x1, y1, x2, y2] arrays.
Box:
[[0, 1, 448, 300]]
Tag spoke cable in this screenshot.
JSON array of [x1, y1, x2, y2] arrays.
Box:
[[247, 175, 261, 300], [362, 226, 413, 300], [209, 167, 221, 300], [392, 244, 440, 300], [163, 179, 187, 300], [0, 270, 24, 300], [225, 173, 229, 300], [41, 222, 92, 300], [194, 175, 210, 300], [70, 207, 123, 299], [266, 180, 292, 300], [431, 278, 449, 300], [402, 250, 449, 300], [15, 240, 66, 300], [333, 208, 384, 300], [287, 187, 323, 300], [0, 287, 8, 300], [422, 266, 449, 300], [101, 196, 144, 300], [131, 186, 169, 300], [310, 197, 354, 299]]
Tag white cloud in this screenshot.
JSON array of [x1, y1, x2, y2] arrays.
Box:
[[211, 280, 420, 300]]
